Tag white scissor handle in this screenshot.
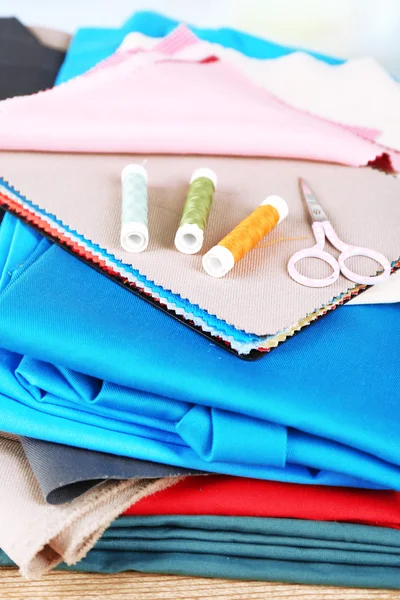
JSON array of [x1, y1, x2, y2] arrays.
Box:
[[288, 221, 392, 288], [338, 247, 392, 285], [287, 222, 340, 288], [323, 221, 392, 286]]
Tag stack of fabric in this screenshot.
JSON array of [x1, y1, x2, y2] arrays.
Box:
[[0, 11, 399, 590]]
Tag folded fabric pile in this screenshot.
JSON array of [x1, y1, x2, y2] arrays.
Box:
[[0, 11, 399, 590]]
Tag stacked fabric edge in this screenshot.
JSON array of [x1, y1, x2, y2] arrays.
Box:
[[0, 11, 399, 591]]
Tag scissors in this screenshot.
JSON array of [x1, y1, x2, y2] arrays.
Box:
[[287, 178, 392, 288]]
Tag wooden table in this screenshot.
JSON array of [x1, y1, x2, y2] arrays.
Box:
[[1, 569, 400, 599]]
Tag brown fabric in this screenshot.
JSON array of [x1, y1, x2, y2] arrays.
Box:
[[28, 26, 71, 52], [0, 435, 181, 578], [0, 152, 399, 335]]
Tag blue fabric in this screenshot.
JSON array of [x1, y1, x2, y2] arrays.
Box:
[[56, 11, 343, 84], [0, 213, 399, 489]]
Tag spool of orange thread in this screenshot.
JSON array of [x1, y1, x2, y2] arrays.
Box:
[[202, 195, 289, 278]]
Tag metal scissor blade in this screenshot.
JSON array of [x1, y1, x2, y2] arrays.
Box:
[[299, 177, 329, 222]]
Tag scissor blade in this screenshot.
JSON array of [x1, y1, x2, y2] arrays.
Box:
[[299, 178, 328, 222]]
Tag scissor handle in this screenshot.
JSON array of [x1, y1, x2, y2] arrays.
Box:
[[288, 219, 392, 287], [322, 222, 392, 285], [338, 247, 392, 285], [288, 246, 341, 288]]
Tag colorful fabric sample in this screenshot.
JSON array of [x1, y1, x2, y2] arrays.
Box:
[[0, 153, 399, 354]]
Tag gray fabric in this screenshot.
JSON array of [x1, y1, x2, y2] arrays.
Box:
[[21, 437, 203, 505], [0, 153, 398, 336]]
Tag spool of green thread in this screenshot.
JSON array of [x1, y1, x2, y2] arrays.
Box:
[[174, 168, 217, 254]]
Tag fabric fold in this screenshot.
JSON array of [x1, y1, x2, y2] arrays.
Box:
[[20, 437, 203, 505], [0, 27, 396, 168], [124, 475, 400, 529], [0, 220, 398, 488], [119, 29, 400, 156], [177, 406, 287, 467], [6, 516, 400, 587], [0, 435, 180, 578]]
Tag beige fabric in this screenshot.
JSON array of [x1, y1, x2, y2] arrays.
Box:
[[28, 26, 71, 52], [0, 436, 180, 578], [0, 152, 399, 335]]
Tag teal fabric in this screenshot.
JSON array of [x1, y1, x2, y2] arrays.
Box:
[[3, 517, 400, 588], [57, 11, 343, 84]]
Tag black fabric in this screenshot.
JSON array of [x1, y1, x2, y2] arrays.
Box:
[[0, 17, 67, 223], [0, 18, 66, 101], [0, 17, 40, 46], [0, 39, 65, 70], [0, 65, 64, 101], [21, 437, 204, 505]]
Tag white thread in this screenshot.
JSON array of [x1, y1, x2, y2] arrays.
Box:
[[175, 223, 204, 254], [261, 195, 289, 224], [202, 245, 235, 278]]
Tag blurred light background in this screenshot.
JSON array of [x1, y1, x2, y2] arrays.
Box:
[[2, 0, 400, 74]]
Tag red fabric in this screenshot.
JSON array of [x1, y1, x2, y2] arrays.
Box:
[[123, 475, 400, 529]]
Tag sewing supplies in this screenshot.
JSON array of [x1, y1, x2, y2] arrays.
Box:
[[288, 178, 391, 288], [120, 163, 149, 253], [174, 168, 217, 254], [202, 195, 289, 278]]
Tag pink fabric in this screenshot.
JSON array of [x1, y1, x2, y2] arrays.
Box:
[[0, 27, 397, 169], [118, 27, 400, 170]]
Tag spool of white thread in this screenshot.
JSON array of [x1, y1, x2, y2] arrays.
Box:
[[120, 164, 149, 253], [202, 195, 289, 278], [174, 168, 217, 255]]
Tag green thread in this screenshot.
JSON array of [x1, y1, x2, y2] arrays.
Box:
[[179, 177, 215, 231]]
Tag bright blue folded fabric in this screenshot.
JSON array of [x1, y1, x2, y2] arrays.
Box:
[[0, 213, 399, 489], [56, 10, 343, 84]]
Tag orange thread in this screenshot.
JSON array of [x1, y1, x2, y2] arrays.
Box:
[[219, 204, 280, 263], [257, 235, 309, 249]]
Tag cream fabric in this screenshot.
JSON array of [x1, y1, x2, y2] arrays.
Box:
[[29, 26, 71, 52], [0, 435, 180, 578]]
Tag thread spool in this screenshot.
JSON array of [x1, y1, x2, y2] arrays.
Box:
[[120, 164, 149, 253], [202, 195, 289, 278], [174, 168, 217, 254]]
